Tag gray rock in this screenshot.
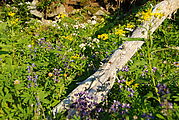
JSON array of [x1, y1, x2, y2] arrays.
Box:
[[94, 10, 107, 16], [46, 4, 66, 17], [30, 10, 43, 18], [29, 0, 66, 18]]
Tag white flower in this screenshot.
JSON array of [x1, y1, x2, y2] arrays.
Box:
[[79, 43, 87, 49], [28, 45, 32, 48], [91, 16, 97, 20], [91, 20, 97, 25], [87, 42, 94, 48], [72, 33, 77, 36], [18, 3, 23, 5], [74, 25, 79, 29], [68, 48, 73, 51], [92, 38, 99, 43], [88, 37, 92, 40], [58, 19, 62, 22], [25, 2, 31, 5], [79, 24, 86, 29], [87, 20, 92, 24], [63, 23, 68, 28], [52, 23, 57, 27]]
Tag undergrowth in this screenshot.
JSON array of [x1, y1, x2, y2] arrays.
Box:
[[0, 1, 178, 120]]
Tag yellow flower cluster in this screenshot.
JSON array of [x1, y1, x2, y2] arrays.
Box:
[[98, 33, 108, 40], [71, 54, 80, 59], [126, 80, 134, 86], [58, 13, 67, 18], [126, 23, 135, 29], [132, 83, 139, 88], [8, 12, 15, 17], [115, 29, 126, 36], [62, 35, 73, 41], [126, 80, 139, 88], [138, 8, 164, 21], [11, 18, 19, 24]]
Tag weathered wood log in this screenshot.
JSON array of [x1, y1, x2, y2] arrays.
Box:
[[52, 0, 179, 117]]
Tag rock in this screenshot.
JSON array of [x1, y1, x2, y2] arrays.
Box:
[[30, 10, 43, 18], [94, 9, 108, 16], [29, 0, 67, 18], [46, 4, 67, 17]]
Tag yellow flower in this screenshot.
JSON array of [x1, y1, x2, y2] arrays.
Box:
[[138, 8, 163, 21], [58, 13, 67, 18], [126, 80, 134, 86], [101, 18, 105, 22], [115, 29, 126, 36], [63, 73, 67, 77], [126, 23, 135, 28], [14, 80, 20, 85], [8, 12, 15, 17], [154, 13, 164, 18], [132, 83, 139, 88], [71, 54, 79, 59], [97, 34, 108, 40], [62, 35, 73, 41], [48, 73, 53, 77], [11, 18, 19, 24]]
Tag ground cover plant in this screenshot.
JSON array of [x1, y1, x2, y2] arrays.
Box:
[[0, 0, 178, 120]]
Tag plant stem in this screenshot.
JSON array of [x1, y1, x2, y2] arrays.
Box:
[[147, 32, 161, 103]]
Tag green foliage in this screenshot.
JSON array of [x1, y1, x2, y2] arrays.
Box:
[[0, 0, 178, 119]]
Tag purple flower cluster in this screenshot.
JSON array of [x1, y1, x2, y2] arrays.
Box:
[[141, 66, 157, 76], [37, 38, 54, 50], [27, 64, 38, 87], [157, 83, 170, 97], [53, 68, 62, 76], [121, 66, 129, 72], [141, 113, 155, 120], [127, 88, 135, 97], [109, 100, 130, 115], [157, 83, 173, 115], [52, 68, 62, 82], [70, 91, 100, 119], [160, 100, 173, 109], [160, 100, 173, 116], [118, 79, 126, 83]]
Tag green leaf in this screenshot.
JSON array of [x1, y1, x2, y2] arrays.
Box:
[[156, 114, 166, 120]]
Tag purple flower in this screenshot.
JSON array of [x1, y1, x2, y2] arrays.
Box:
[[141, 113, 155, 119], [157, 83, 170, 96], [118, 79, 126, 83], [27, 66, 31, 73], [70, 91, 99, 119], [109, 100, 121, 112], [128, 93, 134, 97], [121, 66, 129, 72], [119, 85, 123, 88], [32, 63, 36, 67], [152, 67, 157, 72], [27, 75, 32, 81]]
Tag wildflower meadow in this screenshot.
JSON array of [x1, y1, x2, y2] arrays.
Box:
[[0, 0, 178, 120]]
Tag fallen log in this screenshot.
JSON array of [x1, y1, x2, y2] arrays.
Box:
[[52, 0, 179, 118]]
